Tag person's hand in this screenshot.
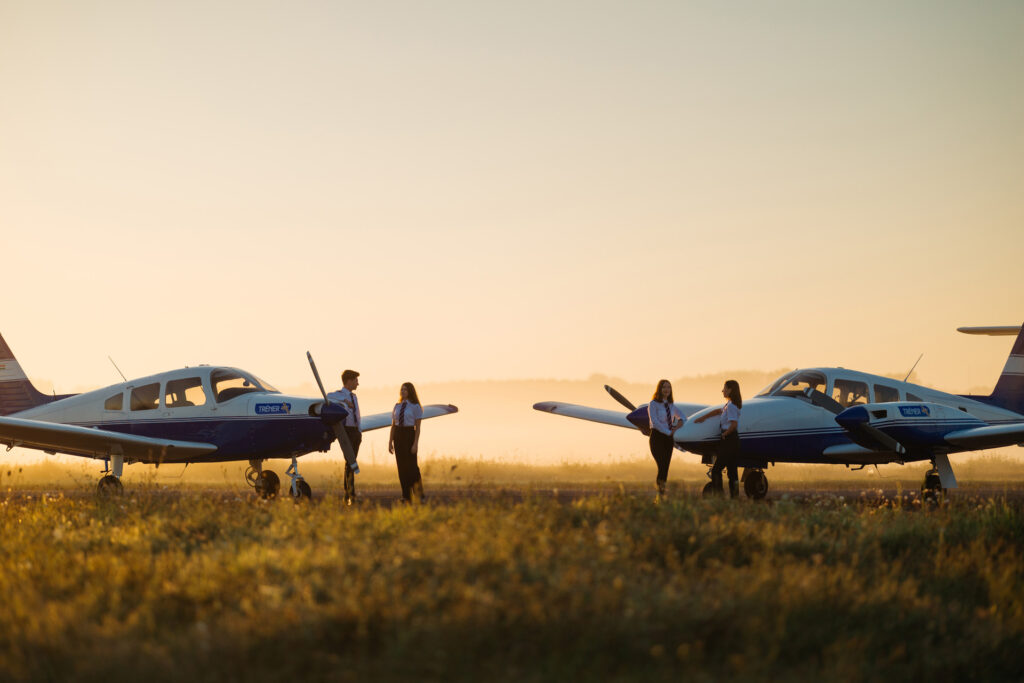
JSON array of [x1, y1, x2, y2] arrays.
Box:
[[388, 441, 395, 454], [411, 443, 418, 455], [695, 416, 705, 423]]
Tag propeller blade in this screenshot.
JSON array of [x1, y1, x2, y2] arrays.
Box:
[[333, 423, 358, 466], [306, 351, 329, 401], [604, 385, 637, 411], [307, 351, 357, 466], [860, 424, 906, 456]]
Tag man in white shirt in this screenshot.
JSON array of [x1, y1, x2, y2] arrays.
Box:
[[327, 369, 361, 504]]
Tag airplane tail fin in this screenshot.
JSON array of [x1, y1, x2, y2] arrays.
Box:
[[0, 333, 62, 416], [991, 323, 1024, 414], [959, 323, 1024, 414]]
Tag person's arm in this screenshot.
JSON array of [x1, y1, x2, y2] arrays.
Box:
[[721, 420, 738, 438], [694, 408, 723, 424], [670, 407, 685, 434], [388, 423, 396, 454], [411, 418, 422, 455]]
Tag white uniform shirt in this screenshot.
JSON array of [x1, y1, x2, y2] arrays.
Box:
[[327, 387, 361, 428], [392, 401, 424, 427], [649, 400, 685, 436], [719, 401, 740, 434]]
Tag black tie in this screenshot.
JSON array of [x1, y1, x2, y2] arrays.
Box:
[[664, 402, 671, 427], [352, 393, 360, 429], [399, 401, 406, 426]]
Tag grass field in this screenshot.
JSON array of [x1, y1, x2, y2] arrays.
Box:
[[2, 458, 1024, 681]]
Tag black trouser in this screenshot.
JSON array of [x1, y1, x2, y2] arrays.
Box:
[[393, 426, 421, 501], [649, 430, 673, 488], [711, 432, 740, 494], [344, 426, 362, 500]]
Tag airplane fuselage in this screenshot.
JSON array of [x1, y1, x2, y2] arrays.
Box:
[[669, 367, 1024, 466], [13, 365, 336, 463]]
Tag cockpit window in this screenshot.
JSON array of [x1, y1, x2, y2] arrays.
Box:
[[769, 371, 828, 398], [104, 393, 123, 411], [165, 377, 208, 408], [832, 378, 869, 407], [211, 369, 275, 403], [756, 371, 798, 397], [130, 383, 160, 411]]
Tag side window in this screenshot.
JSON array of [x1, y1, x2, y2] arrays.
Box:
[[874, 384, 899, 403], [832, 378, 869, 407], [907, 393, 923, 402], [165, 377, 207, 408], [130, 383, 160, 411], [104, 393, 123, 411]]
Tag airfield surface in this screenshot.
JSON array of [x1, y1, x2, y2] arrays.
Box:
[[3, 459, 1024, 682]]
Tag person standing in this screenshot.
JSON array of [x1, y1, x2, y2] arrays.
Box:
[[327, 369, 362, 505], [648, 379, 685, 497], [695, 379, 743, 498], [388, 382, 425, 503]]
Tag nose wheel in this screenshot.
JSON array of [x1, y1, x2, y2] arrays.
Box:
[[285, 457, 312, 500]]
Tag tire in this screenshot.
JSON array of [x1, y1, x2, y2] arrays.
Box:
[[97, 475, 123, 496], [291, 479, 312, 500], [743, 471, 769, 500], [255, 470, 280, 498]]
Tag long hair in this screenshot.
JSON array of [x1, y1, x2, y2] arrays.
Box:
[[401, 382, 421, 405], [725, 379, 742, 409], [651, 379, 673, 403]]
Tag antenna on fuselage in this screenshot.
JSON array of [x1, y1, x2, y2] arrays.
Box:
[[903, 353, 923, 383], [108, 356, 127, 382]]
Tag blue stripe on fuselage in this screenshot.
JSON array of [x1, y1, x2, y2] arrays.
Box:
[[75, 415, 334, 462]]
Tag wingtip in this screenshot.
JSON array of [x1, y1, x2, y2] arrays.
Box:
[[533, 401, 558, 412]]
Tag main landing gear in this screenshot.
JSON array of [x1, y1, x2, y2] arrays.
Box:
[[97, 453, 124, 495], [701, 467, 769, 500], [921, 467, 944, 503], [246, 460, 280, 499]]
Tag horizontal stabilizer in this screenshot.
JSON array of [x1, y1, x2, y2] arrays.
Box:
[[533, 402, 636, 430], [943, 422, 1024, 450], [957, 326, 1021, 336], [358, 404, 459, 433], [0, 415, 217, 463]]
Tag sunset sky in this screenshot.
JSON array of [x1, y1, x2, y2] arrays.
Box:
[[2, 1, 1022, 415]]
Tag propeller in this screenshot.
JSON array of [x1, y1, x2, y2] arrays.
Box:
[[604, 385, 637, 411], [306, 351, 358, 467]]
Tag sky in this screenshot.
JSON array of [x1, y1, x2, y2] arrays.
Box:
[[1, 0, 1022, 410]]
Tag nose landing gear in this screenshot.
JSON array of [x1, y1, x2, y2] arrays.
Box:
[[285, 456, 311, 500]]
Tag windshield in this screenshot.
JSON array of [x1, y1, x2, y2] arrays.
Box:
[[756, 371, 798, 397], [768, 370, 828, 398], [211, 369, 277, 403]]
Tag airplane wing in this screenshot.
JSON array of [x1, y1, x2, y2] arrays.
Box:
[[943, 423, 1024, 450], [0, 415, 217, 462], [359, 404, 459, 433], [532, 402, 636, 430]]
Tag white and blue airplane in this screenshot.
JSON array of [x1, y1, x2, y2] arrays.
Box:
[[535, 323, 1024, 499], [0, 333, 458, 497]]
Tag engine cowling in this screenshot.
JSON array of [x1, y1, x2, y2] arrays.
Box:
[[835, 402, 986, 453]]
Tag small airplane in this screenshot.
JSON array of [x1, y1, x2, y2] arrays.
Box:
[[0, 333, 458, 497], [534, 323, 1024, 500]]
